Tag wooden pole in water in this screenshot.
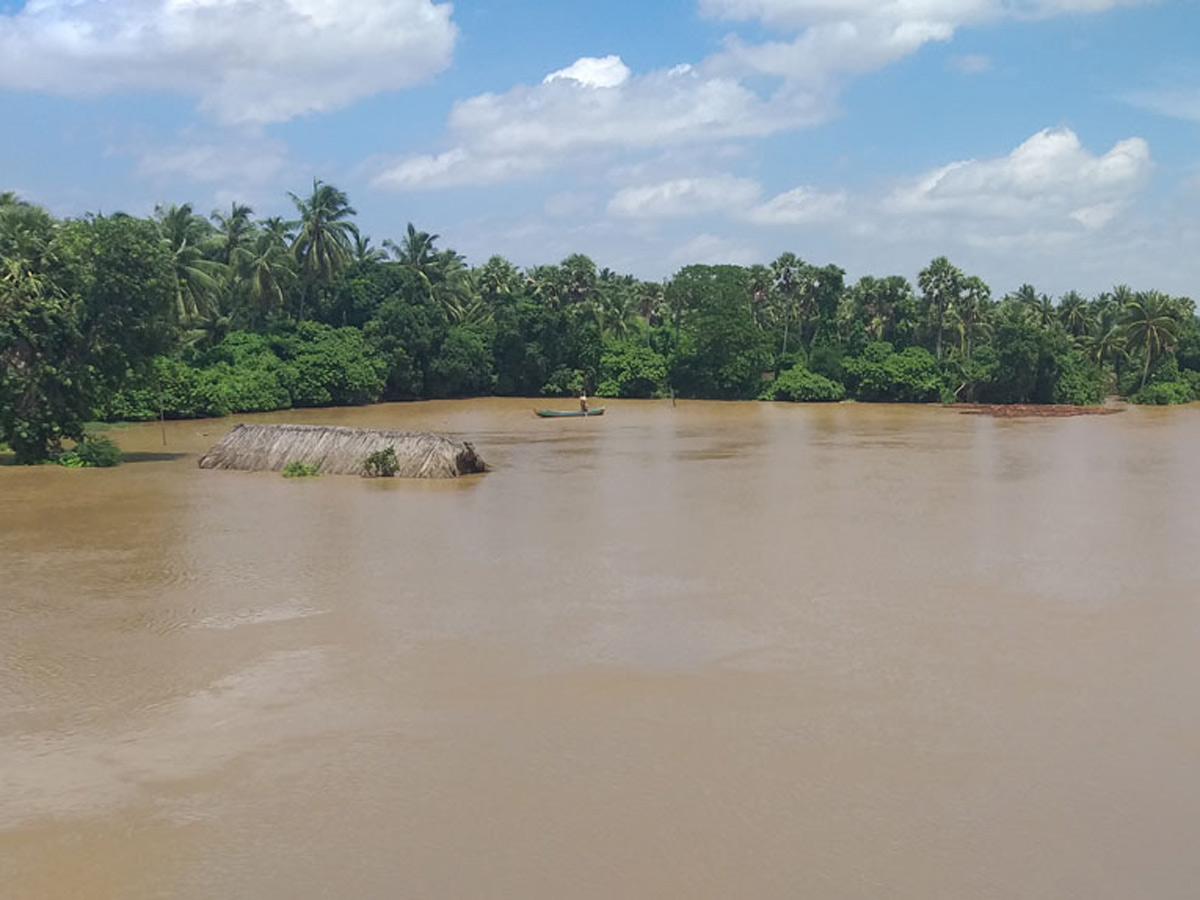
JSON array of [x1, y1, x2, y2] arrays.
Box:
[[157, 380, 167, 447]]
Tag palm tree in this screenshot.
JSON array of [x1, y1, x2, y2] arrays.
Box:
[[918, 256, 963, 361], [155, 203, 225, 324], [747, 264, 772, 330], [1080, 324, 1127, 370], [210, 202, 255, 267], [385, 223, 440, 288], [770, 252, 804, 355], [288, 179, 358, 320], [243, 221, 296, 327], [599, 280, 639, 340], [953, 275, 991, 361], [1124, 290, 1181, 389], [475, 255, 519, 305], [1057, 290, 1094, 338], [351, 233, 387, 265]]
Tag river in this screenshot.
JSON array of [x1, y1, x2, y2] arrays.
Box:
[[2, 398, 1199, 898]]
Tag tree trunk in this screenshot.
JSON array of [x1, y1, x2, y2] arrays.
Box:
[[935, 300, 944, 361]]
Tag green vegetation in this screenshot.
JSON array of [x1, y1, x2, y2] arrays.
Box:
[[362, 446, 399, 478], [281, 460, 321, 478], [3, 186, 1197, 463], [55, 434, 123, 468]]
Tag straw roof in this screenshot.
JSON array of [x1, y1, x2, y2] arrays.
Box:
[[198, 423, 487, 478]]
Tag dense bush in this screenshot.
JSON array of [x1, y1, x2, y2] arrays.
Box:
[[277, 323, 386, 407], [1130, 381, 1195, 405], [761, 365, 845, 402], [540, 367, 585, 397], [596, 340, 668, 398], [844, 343, 943, 403], [56, 434, 123, 468], [1052, 352, 1108, 405], [362, 446, 399, 477], [427, 325, 494, 398]]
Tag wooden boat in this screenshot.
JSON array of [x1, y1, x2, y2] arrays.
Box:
[[534, 407, 605, 418]]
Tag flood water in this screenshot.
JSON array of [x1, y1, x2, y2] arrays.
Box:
[[2, 397, 1199, 899]]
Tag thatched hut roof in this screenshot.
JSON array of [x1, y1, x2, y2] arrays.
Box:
[[198, 424, 487, 478]]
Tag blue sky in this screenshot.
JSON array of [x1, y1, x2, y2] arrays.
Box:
[[2, 0, 1199, 297]]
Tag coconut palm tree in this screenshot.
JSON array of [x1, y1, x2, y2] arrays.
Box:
[[351, 233, 387, 265], [1057, 290, 1094, 338], [288, 179, 358, 320], [385, 223, 440, 290], [1124, 290, 1181, 389], [210, 202, 255, 267], [155, 203, 225, 324], [952, 275, 991, 361], [243, 222, 296, 327]]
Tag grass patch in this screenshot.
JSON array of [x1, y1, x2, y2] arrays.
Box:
[[281, 460, 321, 478]]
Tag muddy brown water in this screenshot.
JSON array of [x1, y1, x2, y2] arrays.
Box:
[[2, 398, 1199, 899]]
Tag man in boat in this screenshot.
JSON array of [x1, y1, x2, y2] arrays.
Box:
[[579, 391, 589, 414]]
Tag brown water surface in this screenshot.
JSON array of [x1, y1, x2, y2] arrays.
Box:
[[3, 398, 1199, 898]]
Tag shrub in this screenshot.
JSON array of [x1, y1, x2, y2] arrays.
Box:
[[761, 365, 845, 402], [1052, 353, 1108, 406], [844, 343, 942, 402], [427, 325, 495, 398], [1181, 368, 1200, 397], [281, 460, 321, 478], [56, 434, 122, 468], [1130, 381, 1195, 405], [596, 340, 668, 398], [540, 367, 584, 397], [361, 446, 399, 478]]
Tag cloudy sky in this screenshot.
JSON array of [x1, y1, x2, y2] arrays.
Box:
[[2, 0, 1198, 296]]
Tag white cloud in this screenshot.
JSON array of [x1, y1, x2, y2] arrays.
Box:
[[947, 53, 993, 73], [544, 55, 631, 89], [372, 0, 1133, 194], [609, 176, 762, 219], [698, 0, 1137, 31], [137, 135, 291, 187], [885, 128, 1150, 230], [702, 0, 1138, 86], [0, 0, 457, 124], [669, 233, 760, 266], [544, 192, 599, 219], [745, 186, 847, 224], [374, 56, 824, 190], [448, 61, 820, 155], [373, 148, 548, 190], [1125, 87, 1200, 123]]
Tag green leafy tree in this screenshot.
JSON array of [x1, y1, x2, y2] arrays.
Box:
[[668, 265, 772, 399], [2, 212, 175, 461]]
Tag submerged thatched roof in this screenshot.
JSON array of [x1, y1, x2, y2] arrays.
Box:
[[198, 423, 487, 477]]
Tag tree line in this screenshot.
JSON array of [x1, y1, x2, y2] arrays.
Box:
[[2, 181, 1198, 463]]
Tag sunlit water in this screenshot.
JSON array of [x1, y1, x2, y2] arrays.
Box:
[[3, 398, 1199, 899]]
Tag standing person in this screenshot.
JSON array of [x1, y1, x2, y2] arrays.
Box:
[[579, 390, 589, 414]]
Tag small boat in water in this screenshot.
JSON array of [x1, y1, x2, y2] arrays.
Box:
[[535, 407, 606, 418]]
